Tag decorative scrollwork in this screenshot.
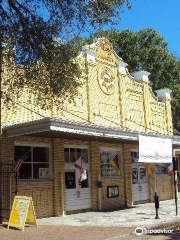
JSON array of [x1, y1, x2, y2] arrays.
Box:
[[99, 68, 116, 94]]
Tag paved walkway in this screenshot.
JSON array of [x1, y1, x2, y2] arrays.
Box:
[[38, 198, 180, 229]]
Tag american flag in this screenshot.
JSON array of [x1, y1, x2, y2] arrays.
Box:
[[13, 150, 31, 173], [14, 158, 24, 172]]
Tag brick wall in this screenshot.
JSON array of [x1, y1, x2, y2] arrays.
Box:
[[123, 144, 133, 206], [17, 182, 53, 218]]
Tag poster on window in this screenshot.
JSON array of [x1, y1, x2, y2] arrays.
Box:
[[39, 168, 49, 178], [140, 168, 146, 179], [139, 135, 172, 163], [132, 168, 138, 184]]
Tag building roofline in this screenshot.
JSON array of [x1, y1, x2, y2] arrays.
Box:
[[3, 117, 180, 147]]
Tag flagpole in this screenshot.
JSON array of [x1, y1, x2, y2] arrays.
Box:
[[15, 172, 18, 195]]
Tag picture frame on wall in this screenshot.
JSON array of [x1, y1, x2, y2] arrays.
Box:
[[107, 186, 119, 198]]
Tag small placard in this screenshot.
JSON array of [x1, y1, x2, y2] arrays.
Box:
[[39, 168, 49, 178], [107, 186, 119, 198]]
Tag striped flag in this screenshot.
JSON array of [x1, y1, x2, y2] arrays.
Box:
[[168, 163, 174, 175], [13, 158, 24, 173], [14, 149, 31, 173], [110, 155, 121, 176], [79, 170, 87, 182]]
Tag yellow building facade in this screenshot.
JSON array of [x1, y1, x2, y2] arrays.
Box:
[[0, 38, 179, 221]]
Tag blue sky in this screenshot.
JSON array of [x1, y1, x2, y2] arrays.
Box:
[[113, 0, 180, 56]]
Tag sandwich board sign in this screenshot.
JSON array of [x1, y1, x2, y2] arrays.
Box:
[[8, 196, 37, 231]]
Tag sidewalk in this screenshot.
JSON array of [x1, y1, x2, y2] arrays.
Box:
[[37, 198, 180, 229], [1, 199, 180, 240]]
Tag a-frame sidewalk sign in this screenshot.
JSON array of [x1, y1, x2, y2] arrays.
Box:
[[8, 196, 37, 231]]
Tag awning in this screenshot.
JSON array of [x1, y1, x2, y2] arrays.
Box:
[[3, 117, 180, 147]]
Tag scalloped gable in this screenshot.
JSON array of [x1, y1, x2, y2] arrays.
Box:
[[1, 37, 172, 136], [84, 38, 122, 63], [78, 38, 173, 135]]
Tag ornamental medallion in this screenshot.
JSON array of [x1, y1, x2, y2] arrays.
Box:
[[99, 68, 116, 94]]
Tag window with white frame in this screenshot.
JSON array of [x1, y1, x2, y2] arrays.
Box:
[[100, 150, 122, 177], [64, 147, 88, 163], [14, 144, 51, 180]]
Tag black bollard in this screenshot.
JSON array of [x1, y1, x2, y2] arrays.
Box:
[[154, 192, 160, 219]]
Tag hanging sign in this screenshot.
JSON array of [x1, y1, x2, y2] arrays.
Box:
[[139, 135, 172, 163], [8, 196, 37, 231]]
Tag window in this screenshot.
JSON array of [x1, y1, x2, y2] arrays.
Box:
[[15, 144, 51, 180], [100, 150, 122, 177], [65, 170, 76, 189], [64, 147, 88, 163], [155, 163, 169, 175], [65, 169, 89, 189]]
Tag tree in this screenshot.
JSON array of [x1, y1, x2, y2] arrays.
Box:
[[84, 28, 180, 130], [0, 0, 132, 116], [1, 0, 131, 61]]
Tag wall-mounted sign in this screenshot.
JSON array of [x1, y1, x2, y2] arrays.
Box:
[[39, 168, 49, 178], [8, 196, 37, 231], [139, 135, 172, 163], [107, 186, 119, 198]]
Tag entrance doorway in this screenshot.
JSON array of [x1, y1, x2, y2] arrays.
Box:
[[65, 168, 91, 211], [131, 151, 149, 203], [64, 147, 91, 212]]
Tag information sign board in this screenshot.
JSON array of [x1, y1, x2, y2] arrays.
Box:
[[139, 135, 172, 163], [8, 196, 37, 231]]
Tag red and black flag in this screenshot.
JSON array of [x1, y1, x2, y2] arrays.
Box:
[[110, 155, 121, 175]]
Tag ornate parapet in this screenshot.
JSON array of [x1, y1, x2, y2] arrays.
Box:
[[116, 61, 128, 74], [155, 88, 173, 135], [82, 45, 98, 63], [155, 89, 172, 100], [131, 71, 151, 83]]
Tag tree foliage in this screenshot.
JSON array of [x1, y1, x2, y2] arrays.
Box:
[[0, 0, 131, 107], [84, 28, 180, 130], [1, 0, 131, 62]]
